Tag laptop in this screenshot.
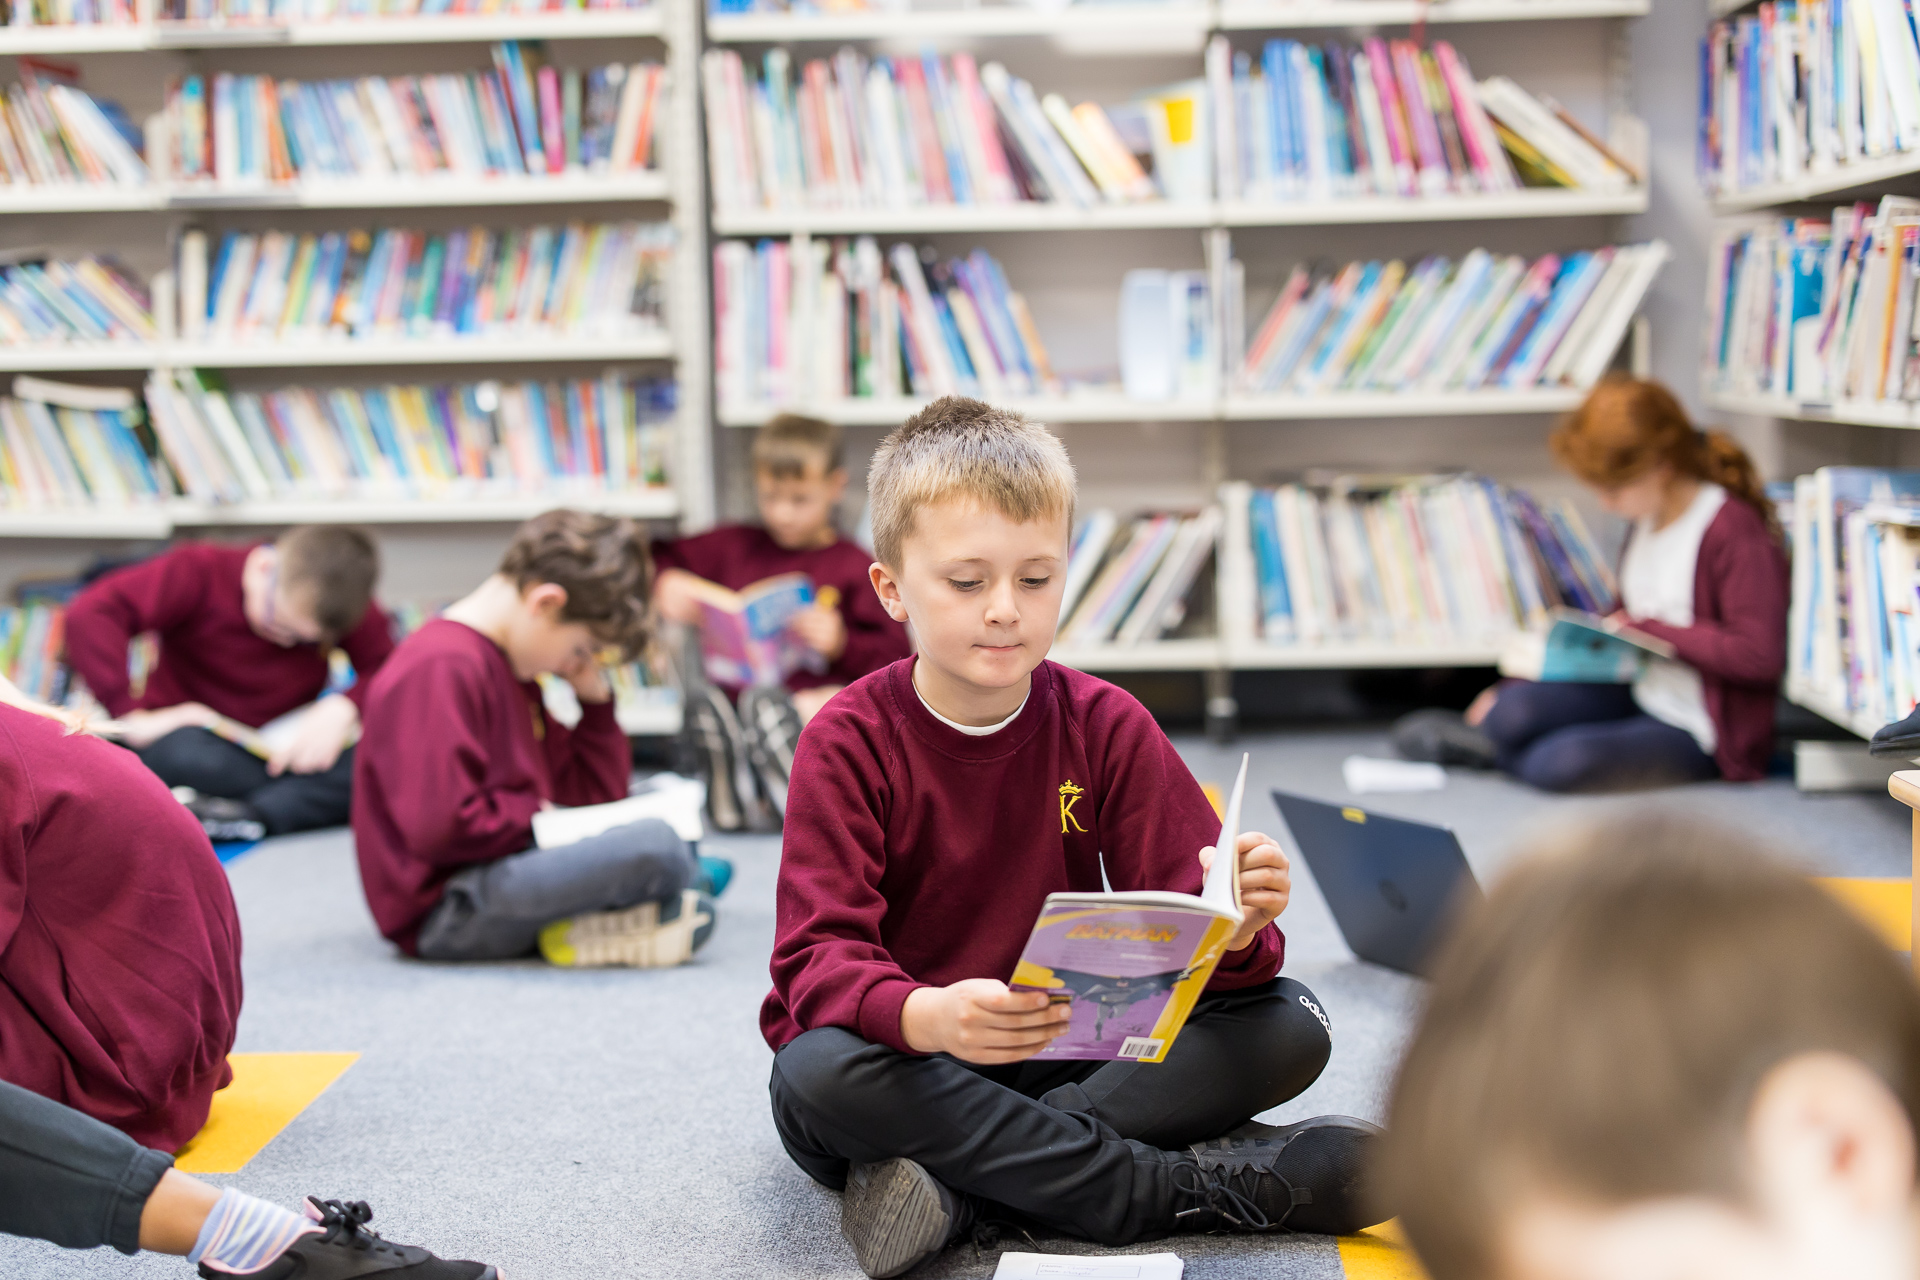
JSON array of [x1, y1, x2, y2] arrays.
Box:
[[1269, 790, 1481, 977]]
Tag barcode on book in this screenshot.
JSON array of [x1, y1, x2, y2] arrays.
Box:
[[1118, 1037, 1165, 1060]]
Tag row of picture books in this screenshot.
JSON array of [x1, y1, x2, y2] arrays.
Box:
[[1702, 0, 1920, 197], [710, 233, 1665, 410], [700, 41, 1628, 216], [153, 48, 665, 187], [0, 370, 675, 509], [1787, 465, 1920, 730], [3, 0, 652, 28], [1056, 506, 1221, 648], [0, 219, 670, 348], [1204, 36, 1637, 203], [1705, 197, 1920, 406], [1220, 476, 1613, 648]]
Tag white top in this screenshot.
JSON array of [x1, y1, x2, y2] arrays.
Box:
[[1620, 481, 1726, 754], [913, 668, 1029, 736]]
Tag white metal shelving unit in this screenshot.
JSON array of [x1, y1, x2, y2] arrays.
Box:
[[703, 0, 1649, 721]]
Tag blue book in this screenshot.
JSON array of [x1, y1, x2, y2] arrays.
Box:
[[923, 53, 973, 205], [1301, 260, 1381, 385], [928, 292, 980, 394], [1499, 610, 1675, 684], [1260, 278, 1336, 391], [524, 381, 559, 480], [1261, 41, 1294, 192], [358, 391, 408, 478], [1501, 250, 1604, 388], [1249, 488, 1293, 640]]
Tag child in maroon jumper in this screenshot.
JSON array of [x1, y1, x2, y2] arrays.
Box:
[[652, 415, 911, 826], [352, 509, 713, 968], [765, 398, 1384, 1279], [65, 525, 393, 841], [0, 676, 241, 1152]]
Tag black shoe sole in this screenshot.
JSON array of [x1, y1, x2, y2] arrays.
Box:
[[841, 1159, 954, 1279]]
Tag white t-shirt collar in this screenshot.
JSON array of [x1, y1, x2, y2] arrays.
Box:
[[912, 665, 1029, 736]]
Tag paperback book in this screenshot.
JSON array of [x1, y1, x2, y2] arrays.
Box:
[[1497, 608, 1675, 683], [1009, 754, 1250, 1063], [688, 571, 821, 688]]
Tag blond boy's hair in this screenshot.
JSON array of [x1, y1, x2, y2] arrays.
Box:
[[1382, 812, 1920, 1280], [752, 414, 842, 479], [867, 397, 1076, 568]]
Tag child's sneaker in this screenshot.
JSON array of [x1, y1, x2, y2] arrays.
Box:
[[739, 686, 805, 819], [184, 794, 268, 844], [1176, 1115, 1384, 1236], [684, 688, 756, 832], [696, 854, 734, 898], [840, 1158, 974, 1279], [198, 1196, 497, 1280], [537, 889, 716, 968]]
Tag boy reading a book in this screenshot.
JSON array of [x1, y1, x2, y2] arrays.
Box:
[[351, 509, 714, 969], [1382, 813, 1920, 1280], [764, 398, 1383, 1279], [652, 414, 911, 823], [65, 525, 394, 843]]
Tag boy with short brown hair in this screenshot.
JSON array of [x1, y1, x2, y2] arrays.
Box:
[[1383, 814, 1920, 1280], [65, 524, 393, 842], [351, 509, 713, 968], [652, 413, 911, 827], [764, 397, 1381, 1278]]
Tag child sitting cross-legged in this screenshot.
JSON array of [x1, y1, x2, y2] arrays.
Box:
[[65, 525, 394, 843], [764, 397, 1385, 1279], [652, 414, 911, 825], [1382, 813, 1920, 1280], [351, 509, 715, 968]]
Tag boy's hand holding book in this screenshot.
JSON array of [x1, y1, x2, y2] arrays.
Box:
[[900, 978, 1075, 1065], [267, 693, 360, 777], [1199, 830, 1292, 953], [787, 598, 847, 662], [110, 702, 221, 748]]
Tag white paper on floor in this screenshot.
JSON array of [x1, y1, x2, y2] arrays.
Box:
[[992, 1253, 1184, 1280], [1343, 754, 1448, 793]]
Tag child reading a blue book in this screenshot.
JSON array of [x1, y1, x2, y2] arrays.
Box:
[[1394, 376, 1788, 791], [651, 413, 911, 828], [763, 397, 1384, 1279]]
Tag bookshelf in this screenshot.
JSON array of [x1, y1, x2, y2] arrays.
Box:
[[0, 9, 667, 54], [703, 1, 1651, 727], [0, 172, 679, 215]]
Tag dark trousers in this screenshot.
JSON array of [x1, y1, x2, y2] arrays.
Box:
[[0, 1077, 173, 1255], [1482, 680, 1720, 793], [769, 977, 1332, 1246], [415, 819, 697, 961], [137, 726, 353, 836]]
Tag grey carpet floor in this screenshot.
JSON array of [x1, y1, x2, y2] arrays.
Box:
[[3, 726, 1911, 1280]]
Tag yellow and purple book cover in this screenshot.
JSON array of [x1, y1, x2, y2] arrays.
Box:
[[1010, 755, 1249, 1063]]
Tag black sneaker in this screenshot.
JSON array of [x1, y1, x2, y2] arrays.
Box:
[[683, 688, 751, 832], [1870, 703, 1920, 757], [739, 686, 804, 820], [1176, 1116, 1385, 1236], [199, 1197, 498, 1280], [1389, 709, 1497, 769], [841, 1158, 973, 1278], [185, 794, 267, 843]]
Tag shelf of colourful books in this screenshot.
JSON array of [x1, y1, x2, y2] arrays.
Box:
[[716, 396, 1218, 428], [1712, 153, 1920, 216], [1705, 392, 1920, 431], [1216, 187, 1648, 227], [705, 3, 1210, 44], [1226, 640, 1504, 669], [0, 9, 666, 54], [1214, 0, 1649, 29], [1221, 388, 1588, 420]]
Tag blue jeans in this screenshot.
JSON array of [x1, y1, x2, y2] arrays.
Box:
[[1482, 680, 1719, 793]]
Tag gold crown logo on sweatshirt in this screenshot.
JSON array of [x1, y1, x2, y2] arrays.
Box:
[[1058, 780, 1088, 834]]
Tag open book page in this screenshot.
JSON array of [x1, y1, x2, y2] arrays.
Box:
[[532, 774, 705, 848], [1498, 607, 1676, 683], [1009, 754, 1250, 1063]]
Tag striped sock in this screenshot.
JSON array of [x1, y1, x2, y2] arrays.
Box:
[[187, 1188, 321, 1275]]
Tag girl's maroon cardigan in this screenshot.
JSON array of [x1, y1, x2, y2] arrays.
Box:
[[1620, 495, 1789, 782]]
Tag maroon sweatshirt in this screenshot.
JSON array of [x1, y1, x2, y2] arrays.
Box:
[[66, 543, 395, 727], [651, 524, 911, 692], [762, 658, 1283, 1054], [350, 618, 631, 953], [1623, 496, 1789, 782], [0, 702, 242, 1150]]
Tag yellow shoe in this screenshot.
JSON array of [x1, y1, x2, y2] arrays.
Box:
[[537, 889, 715, 968]]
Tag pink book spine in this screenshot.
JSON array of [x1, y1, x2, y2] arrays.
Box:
[[953, 53, 1017, 203], [1364, 37, 1414, 195], [1390, 41, 1445, 188], [537, 66, 565, 176], [1434, 41, 1510, 191]]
